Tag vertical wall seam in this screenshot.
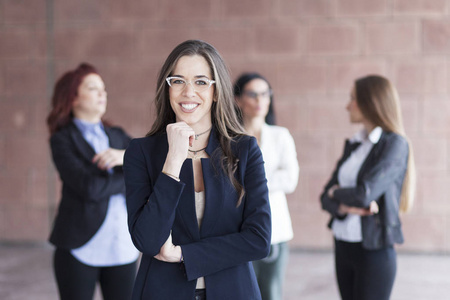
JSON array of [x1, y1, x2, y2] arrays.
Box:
[[46, 0, 56, 231]]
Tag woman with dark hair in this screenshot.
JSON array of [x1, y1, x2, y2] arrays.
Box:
[[320, 75, 416, 300], [234, 73, 299, 300], [123, 40, 271, 300], [47, 63, 138, 300]]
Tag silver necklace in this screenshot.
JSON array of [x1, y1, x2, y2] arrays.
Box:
[[188, 146, 207, 160], [195, 126, 212, 140]]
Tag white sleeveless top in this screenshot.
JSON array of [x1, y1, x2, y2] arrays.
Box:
[[195, 191, 206, 289]]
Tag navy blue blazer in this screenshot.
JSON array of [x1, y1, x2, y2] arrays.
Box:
[[49, 122, 132, 249], [123, 129, 271, 300], [320, 131, 409, 250]]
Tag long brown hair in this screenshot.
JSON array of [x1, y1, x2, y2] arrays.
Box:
[[47, 63, 99, 135], [148, 40, 246, 205], [355, 75, 416, 213]]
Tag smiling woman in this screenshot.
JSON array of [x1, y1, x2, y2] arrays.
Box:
[[167, 55, 215, 131], [123, 40, 271, 300]]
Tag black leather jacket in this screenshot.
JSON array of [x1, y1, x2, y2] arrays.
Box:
[[320, 131, 409, 250]]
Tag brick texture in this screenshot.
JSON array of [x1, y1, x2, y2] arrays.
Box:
[[2, 0, 47, 23], [276, 62, 327, 93], [254, 25, 306, 55], [328, 59, 387, 91], [54, 28, 138, 60], [0, 101, 32, 133], [54, 0, 101, 22], [392, 60, 448, 93], [365, 22, 419, 55], [161, 0, 215, 20], [0, 137, 5, 170], [221, 0, 274, 18], [1, 0, 450, 254], [100, 0, 159, 20], [423, 100, 450, 132], [280, 0, 332, 17], [0, 28, 47, 59], [196, 28, 252, 56], [423, 20, 450, 54], [307, 24, 359, 55], [4, 62, 47, 96], [336, 0, 388, 16], [393, 0, 448, 15]]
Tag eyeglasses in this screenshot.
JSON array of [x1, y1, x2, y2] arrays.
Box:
[[242, 90, 272, 99], [166, 76, 216, 93]]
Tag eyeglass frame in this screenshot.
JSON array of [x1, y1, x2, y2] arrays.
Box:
[[166, 76, 216, 92], [242, 89, 273, 99]]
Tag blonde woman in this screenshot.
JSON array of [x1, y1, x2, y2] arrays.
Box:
[[320, 75, 415, 300]]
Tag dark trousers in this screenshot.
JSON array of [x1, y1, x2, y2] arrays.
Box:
[[194, 289, 206, 300], [334, 240, 396, 300], [252, 242, 289, 300], [53, 248, 137, 300]]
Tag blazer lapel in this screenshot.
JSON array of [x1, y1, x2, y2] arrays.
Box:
[[176, 129, 225, 240], [178, 160, 200, 240], [200, 129, 226, 237], [357, 132, 386, 181], [200, 160, 225, 237], [68, 122, 96, 161], [104, 126, 125, 149]]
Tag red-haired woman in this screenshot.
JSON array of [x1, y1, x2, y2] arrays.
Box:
[[47, 63, 138, 300]]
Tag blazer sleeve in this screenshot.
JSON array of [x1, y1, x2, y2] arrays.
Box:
[[50, 131, 126, 201], [333, 135, 409, 208], [320, 153, 346, 219], [181, 137, 271, 281], [265, 128, 299, 194], [123, 138, 186, 255]]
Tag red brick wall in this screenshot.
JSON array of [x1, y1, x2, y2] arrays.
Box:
[[1, 0, 450, 253]]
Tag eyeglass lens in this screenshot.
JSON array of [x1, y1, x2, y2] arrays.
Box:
[[167, 77, 213, 92], [243, 90, 272, 99]]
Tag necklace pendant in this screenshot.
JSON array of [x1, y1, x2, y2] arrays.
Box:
[[195, 135, 199, 140]]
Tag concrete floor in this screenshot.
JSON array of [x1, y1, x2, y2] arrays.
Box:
[[0, 244, 449, 299]]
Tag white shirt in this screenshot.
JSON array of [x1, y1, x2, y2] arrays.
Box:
[[260, 124, 299, 244], [332, 126, 382, 242], [71, 119, 139, 266], [195, 191, 206, 289]]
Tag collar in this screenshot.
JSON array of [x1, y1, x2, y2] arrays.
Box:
[[351, 126, 382, 144], [73, 118, 104, 133], [205, 126, 220, 156]]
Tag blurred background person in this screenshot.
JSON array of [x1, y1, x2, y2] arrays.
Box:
[[46, 63, 139, 300], [234, 72, 299, 300], [320, 75, 416, 300]]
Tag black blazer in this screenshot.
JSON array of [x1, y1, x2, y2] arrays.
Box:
[[123, 129, 271, 300], [320, 131, 409, 250], [49, 121, 132, 249]]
